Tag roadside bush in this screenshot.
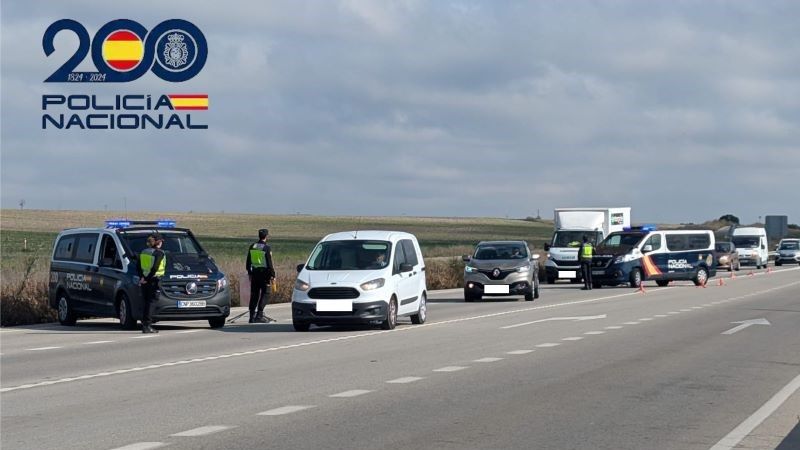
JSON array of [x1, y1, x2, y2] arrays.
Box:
[[426, 258, 465, 290], [0, 258, 55, 326]]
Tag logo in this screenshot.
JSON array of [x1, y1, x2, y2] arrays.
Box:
[[492, 268, 501, 278], [43, 19, 207, 83], [185, 282, 198, 295]]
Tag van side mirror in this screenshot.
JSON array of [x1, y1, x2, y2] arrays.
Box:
[[543, 243, 551, 251], [399, 263, 413, 273], [296, 264, 305, 273], [642, 245, 653, 253], [462, 255, 471, 262]]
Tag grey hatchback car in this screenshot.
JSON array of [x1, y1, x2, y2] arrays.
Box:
[[462, 241, 540, 302]]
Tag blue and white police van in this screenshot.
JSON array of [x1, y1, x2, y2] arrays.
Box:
[[591, 226, 717, 288], [48, 220, 231, 329]]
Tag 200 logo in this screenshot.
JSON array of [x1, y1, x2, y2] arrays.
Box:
[[43, 19, 207, 83]]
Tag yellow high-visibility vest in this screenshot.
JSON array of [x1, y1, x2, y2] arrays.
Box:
[[250, 247, 267, 268], [580, 244, 594, 261], [140, 248, 166, 277]]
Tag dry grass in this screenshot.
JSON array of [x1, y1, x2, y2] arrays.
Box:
[[0, 257, 55, 326]]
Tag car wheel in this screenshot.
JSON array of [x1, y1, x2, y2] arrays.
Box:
[[463, 288, 474, 302], [534, 278, 540, 299], [57, 292, 77, 326], [208, 317, 226, 329], [693, 267, 709, 286], [546, 276, 555, 284], [735, 261, 741, 271], [524, 290, 534, 301], [411, 294, 427, 324], [118, 293, 137, 330], [629, 268, 642, 288], [775, 260, 782, 266], [727, 263, 733, 272], [381, 298, 398, 330], [655, 280, 670, 287], [592, 281, 602, 289], [293, 320, 310, 332]]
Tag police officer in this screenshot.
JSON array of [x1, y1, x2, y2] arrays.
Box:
[[246, 228, 275, 323], [578, 235, 594, 290], [138, 233, 166, 333]]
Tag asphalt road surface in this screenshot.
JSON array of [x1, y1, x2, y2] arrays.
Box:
[[2, 266, 799, 450]]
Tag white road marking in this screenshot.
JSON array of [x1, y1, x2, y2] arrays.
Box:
[[473, 357, 504, 362], [171, 425, 235, 437], [387, 376, 425, 384], [605, 326, 623, 330], [131, 335, 158, 339], [639, 318, 653, 321], [562, 337, 584, 341], [176, 330, 203, 334], [506, 350, 534, 355], [654, 315, 667, 318], [584, 331, 605, 335], [709, 373, 800, 450], [7, 280, 798, 394], [668, 312, 680, 315], [329, 390, 373, 398], [434, 366, 468, 372], [721, 318, 771, 335], [691, 306, 703, 310], [501, 314, 607, 330], [109, 443, 168, 450], [257, 405, 316, 416], [623, 321, 640, 325], [680, 309, 692, 312], [26, 346, 61, 351], [536, 343, 561, 348], [85, 340, 114, 345]]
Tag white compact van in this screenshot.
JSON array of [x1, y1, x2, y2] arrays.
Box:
[[291, 231, 427, 331], [732, 227, 769, 268]]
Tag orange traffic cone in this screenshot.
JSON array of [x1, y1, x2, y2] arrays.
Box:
[[730, 271, 736, 280], [637, 283, 646, 294], [748, 270, 755, 277], [717, 278, 724, 286], [767, 266, 773, 274]]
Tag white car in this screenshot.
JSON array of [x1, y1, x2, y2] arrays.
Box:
[[291, 231, 427, 331], [775, 238, 800, 266]]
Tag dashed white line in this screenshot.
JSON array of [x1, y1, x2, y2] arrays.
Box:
[[171, 425, 235, 437], [176, 329, 203, 334], [130, 335, 158, 339], [623, 321, 640, 325], [387, 376, 425, 384], [691, 306, 703, 310], [26, 346, 61, 351], [639, 318, 653, 321], [562, 337, 584, 341], [680, 309, 692, 312], [257, 405, 316, 416], [654, 315, 667, 318], [85, 340, 114, 345], [605, 326, 623, 330], [329, 390, 373, 398], [584, 331, 605, 335], [506, 350, 534, 355], [434, 366, 469, 372], [536, 343, 561, 348], [109, 443, 168, 450], [668, 312, 680, 315], [473, 357, 504, 363]]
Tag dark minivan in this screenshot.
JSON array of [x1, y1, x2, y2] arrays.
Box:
[[49, 221, 231, 329]]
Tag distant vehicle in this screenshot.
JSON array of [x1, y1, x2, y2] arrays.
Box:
[[48, 220, 231, 329], [732, 227, 769, 269], [292, 231, 427, 331], [592, 227, 717, 288], [714, 242, 740, 272], [462, 241, 540, 302], [544, 207, 631, 284], [775, 238, 800, 266]]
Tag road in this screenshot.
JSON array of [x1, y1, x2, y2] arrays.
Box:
[[2, 266, 799, 450]]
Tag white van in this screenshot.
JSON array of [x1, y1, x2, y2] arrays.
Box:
[[732, 227, 769, 268], [291, 231, 427, 331]]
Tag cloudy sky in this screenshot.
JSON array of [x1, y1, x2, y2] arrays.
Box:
[[1, 1, 798, 224]]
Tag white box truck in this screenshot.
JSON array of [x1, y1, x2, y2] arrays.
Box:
[[544, 207, 631, 283]]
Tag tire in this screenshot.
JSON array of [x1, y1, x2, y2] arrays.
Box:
[[381, 298, 398, 330], [592, 282, 602, 289], [208, 317, 226, 329], [293, 320, 310, 332], [117, 293, 137, 330], [655, 280, 670, 287], [727, 263, 733, 272], [411, 294, 427, 324], [629, 268, 642, 288], [546, 276, 555, 285], [775, 260, 782, 266], [534, 278, 540, 299], [735, 261, 741, 271], [524, 291, 534, 301], [693, 267, 709, 286], [57, 291, 77, 326], [463, 288, 474, 302]]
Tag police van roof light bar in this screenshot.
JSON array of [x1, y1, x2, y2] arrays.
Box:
[[104, 220, 176, 228], [623, 225, 658, 232]]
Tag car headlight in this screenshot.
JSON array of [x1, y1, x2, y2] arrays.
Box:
[[614, 254, 636, 264], [294, 279, 310, 292], [516, 265, 531, 273], [719, 256, 729, 264], [465, 265, 477, 273], [360, 278, 385, 291], [216, 277, 228, 290]]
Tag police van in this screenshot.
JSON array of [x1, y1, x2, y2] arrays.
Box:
[[48, 220, 231, 329], [591, 227, 717, 288]]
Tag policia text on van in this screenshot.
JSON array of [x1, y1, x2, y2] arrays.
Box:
[[48, 221, 231, 329], [590, 227, 717, 288]]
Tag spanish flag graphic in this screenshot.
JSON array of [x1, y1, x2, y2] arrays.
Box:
[[168, 94, 209, 110], [102, 30, 144, 71]]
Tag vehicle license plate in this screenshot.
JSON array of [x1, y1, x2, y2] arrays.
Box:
[[316, 300, 353, 312], [177, 300, 206, 308], [559, 271, 577, 279], [484, 285, 509, 294]]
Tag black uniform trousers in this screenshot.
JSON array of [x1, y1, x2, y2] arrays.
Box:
[[581, 260, 593, 289], [249, 269, 270, 314], [141, 279, 159, 326]]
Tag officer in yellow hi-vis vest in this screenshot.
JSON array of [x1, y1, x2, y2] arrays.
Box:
[[246, 228, 275, 323], [578, 235, 594, 291], [138, 233, 166, 333]]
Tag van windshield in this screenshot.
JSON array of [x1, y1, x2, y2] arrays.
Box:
[[732, 236, 759, 248], [552, 231, 602, 247], [474, 244, 528, 260], [120, 231, 202, 255], [780, 242, 799, 250], [597, 232, 646, 251], [306, 240, 391, 271]]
